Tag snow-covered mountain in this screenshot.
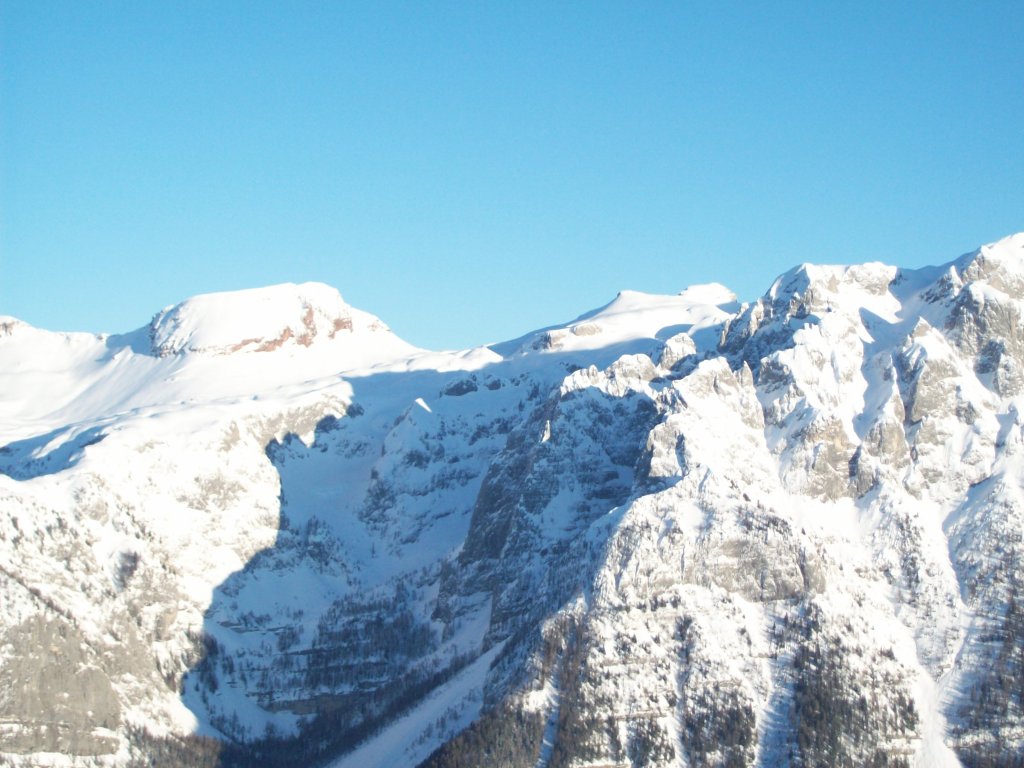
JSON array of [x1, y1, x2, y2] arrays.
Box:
[[3, 236, 1024, 767]]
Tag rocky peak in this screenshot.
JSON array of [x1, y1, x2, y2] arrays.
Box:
[[956, 232, 1024, 295]]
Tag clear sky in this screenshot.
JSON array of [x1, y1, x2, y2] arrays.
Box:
[[2, 2, 1022, 350]]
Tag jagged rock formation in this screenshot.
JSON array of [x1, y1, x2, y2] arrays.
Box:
[[2, 238, 1024, 767]]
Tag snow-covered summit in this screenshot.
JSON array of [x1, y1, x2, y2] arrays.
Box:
[[960, 231, 1024, 268], [951, 232, 1024, 296], [149, 281, 392, 357], [491, 283, 740, 358], [676, 281, 738, 305]]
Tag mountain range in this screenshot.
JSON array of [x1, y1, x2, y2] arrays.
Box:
[[3, 234, 1024, 767]]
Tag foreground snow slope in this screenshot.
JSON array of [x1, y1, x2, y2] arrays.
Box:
[[2, 237, 1024, 768]]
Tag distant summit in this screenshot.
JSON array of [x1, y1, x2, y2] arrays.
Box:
[[149, 282, 392, 357]]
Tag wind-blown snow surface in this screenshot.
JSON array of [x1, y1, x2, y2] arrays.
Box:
[[3, 239, 1024, 767]]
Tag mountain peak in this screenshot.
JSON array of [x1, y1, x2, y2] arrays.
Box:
[[954, 232, 1024, 295], [149, 282, 389, 357]]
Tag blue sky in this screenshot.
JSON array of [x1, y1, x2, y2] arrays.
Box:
[[2, 2, 1022, 349]]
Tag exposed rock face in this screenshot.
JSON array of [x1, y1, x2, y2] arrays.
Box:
[[2, 234, 1024, 767], [0, 616, 120, 755]]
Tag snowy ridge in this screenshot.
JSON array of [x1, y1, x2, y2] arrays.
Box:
[[2, 234, 1024, 768], [489, 282, 738, 359]]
